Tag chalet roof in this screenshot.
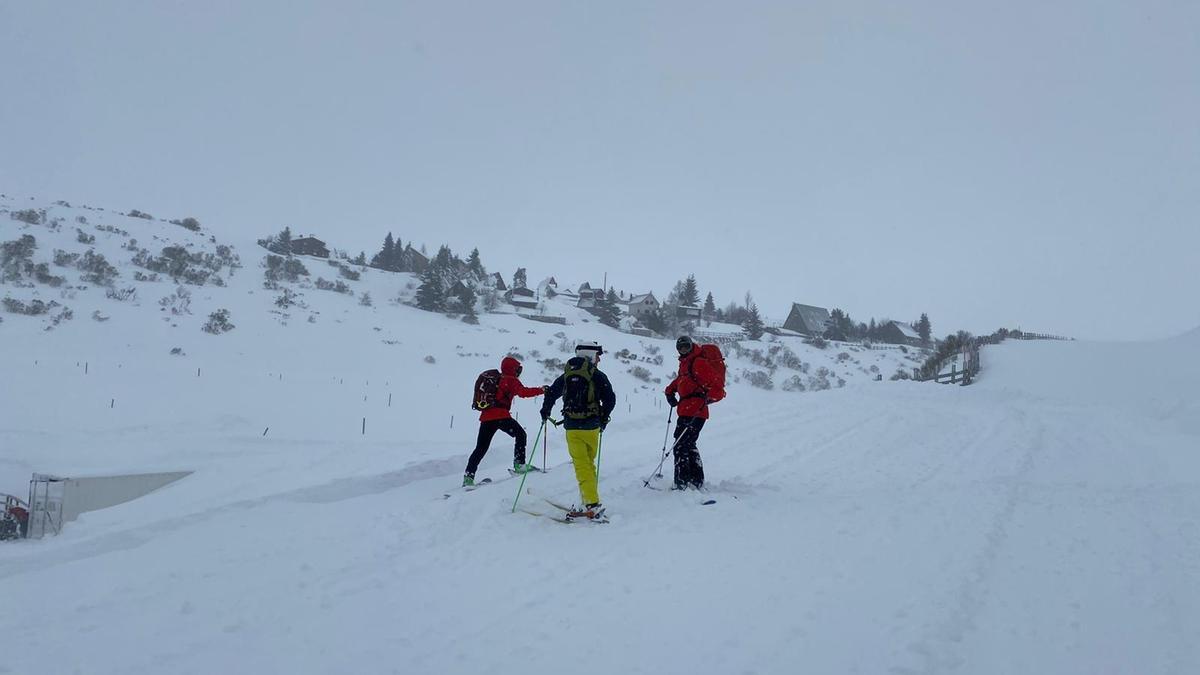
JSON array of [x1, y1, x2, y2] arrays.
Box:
[[511, 286, 535, 297], [626, 292, 658, 305], [293, 236, 325, 245], [890, 321, 922, 339], [789, 303, 832, 331]]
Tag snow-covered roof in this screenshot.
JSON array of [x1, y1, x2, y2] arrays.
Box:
[[891, 321, 921, 339], [788, 303, 831, 332], [626, 292, 658, 305]]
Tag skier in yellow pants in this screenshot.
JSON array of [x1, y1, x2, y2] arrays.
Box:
[[565, 428, 602, 506], [541, 341, 616, 520]]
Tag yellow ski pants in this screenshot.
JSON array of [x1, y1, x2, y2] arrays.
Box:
[[565, 428, 601, 505]]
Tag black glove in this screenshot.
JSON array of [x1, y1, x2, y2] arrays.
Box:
[[665, 393, 678, 408], [600, 416, 610, 431], [540, 410, 550, 422]]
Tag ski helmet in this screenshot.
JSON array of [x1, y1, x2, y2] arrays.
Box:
[[575, 340, 603, 363], [676, 335, 695, 355]]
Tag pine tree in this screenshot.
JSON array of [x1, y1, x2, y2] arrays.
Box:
[[917, 313, 932, 343], [354, 251, 367, 266], [680, 275, 700, 307], [414, 268, 445, 312], [278, 227, 293, 255], [512, 267, 527, 290], [466, 248, 486, 281], [743, 303, 765, 339], [703, 292, 716, 319], [453, 282, 477, 316], [598, 288, 623, 328], [372, 233, 395, 270]]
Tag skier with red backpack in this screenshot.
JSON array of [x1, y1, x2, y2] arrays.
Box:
[[464, 356, 547, 487], [664, 335, 726, 490]]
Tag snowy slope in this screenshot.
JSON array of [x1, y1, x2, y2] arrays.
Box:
[[3, 195, 1196, 674]]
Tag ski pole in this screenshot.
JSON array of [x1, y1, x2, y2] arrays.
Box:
[[642, 408, 675, 488], [542, 419, 548, 472], [595, 430, 603, 484], [512, 419, 548, 513]]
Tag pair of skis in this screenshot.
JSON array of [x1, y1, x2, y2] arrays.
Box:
[[520, 495, 609, 524]]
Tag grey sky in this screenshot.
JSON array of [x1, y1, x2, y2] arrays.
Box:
[[3, 1, 1197, 340]]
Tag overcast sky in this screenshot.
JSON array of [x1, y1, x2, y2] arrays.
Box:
[[2, 2, 1197, 340]]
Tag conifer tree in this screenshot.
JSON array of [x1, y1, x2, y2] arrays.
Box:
[[598, 288, 623, 328], [453, 282, 477, 316], [466, 248, 486, 280], [278, 227, 293, 255], [512, 267, 527, 290], [703, 292, 716, 319], [743, 303, 765, 339], [917, 313, 932, 343], [414, 268, 445, 312], [680, 275, 700, 307], [372, 233, 395, 270]]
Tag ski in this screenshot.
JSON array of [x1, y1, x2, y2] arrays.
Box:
[[507, 466, 547, 477], [462, 477, 494, 491]]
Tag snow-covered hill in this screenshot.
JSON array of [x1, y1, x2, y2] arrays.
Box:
[[4, 195, 1196, 674]]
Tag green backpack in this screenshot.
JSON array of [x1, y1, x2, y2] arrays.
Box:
[[561, 360, 600, 420]]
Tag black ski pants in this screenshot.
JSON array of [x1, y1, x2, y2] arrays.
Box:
[[672, 416, 706, 489], [465, 418, 527, 475]]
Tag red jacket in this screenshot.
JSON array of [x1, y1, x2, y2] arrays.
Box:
[[665, 348, 716, 419], [480, 357, 545, 422]]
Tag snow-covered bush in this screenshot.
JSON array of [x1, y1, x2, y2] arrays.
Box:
[[781, 375, 806, 392], [263, 254, 309, 286], [105, 287, 137, 302], [10, 209, 44, 225], [315, 277, 352, 294], [91, 310, 109, 322], [33, 263, 65, 287], [424, 355, 437, 364], [53, 250, 79, 267], [77, 251, 118, 286], [159, 286, 192, 315], [275, 288, 299, 308], [202, 308, 234, 334], [3, 297, 52, 315], [0, 234, 36, 282], [75, 229, 95, 245], [804, 336, 828, 349], [127, 209, 154, 220], [629, 366, 655, 383], [171, 217, 201, 232], [359, 292, 372, 307], [743, 369, 774, 390], [890, 369, 912, 381]]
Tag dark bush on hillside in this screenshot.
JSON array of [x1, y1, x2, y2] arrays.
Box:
[[3, 297, 52, 315], [78, 251, 119, 286], [0, 235, 37, 282], [11, 209, 44, 225], [202, 308, 234, 334]]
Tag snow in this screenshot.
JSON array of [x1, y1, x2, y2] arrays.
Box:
[[2, 195, 1198, 674]]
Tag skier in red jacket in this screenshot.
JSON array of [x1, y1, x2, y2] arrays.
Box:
[[664, 335, 722, 489], [463, 357, 546, 487]]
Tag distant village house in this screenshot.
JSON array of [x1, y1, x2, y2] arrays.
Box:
[[783, 303, 832, 336], [291, 236, 329, 258]]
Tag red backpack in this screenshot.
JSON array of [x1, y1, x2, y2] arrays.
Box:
[[471, 369, 502, 411], [688, 344, 727, 403]]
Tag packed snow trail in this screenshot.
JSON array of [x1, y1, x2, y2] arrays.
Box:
[[3, 336, 1198, 674]]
